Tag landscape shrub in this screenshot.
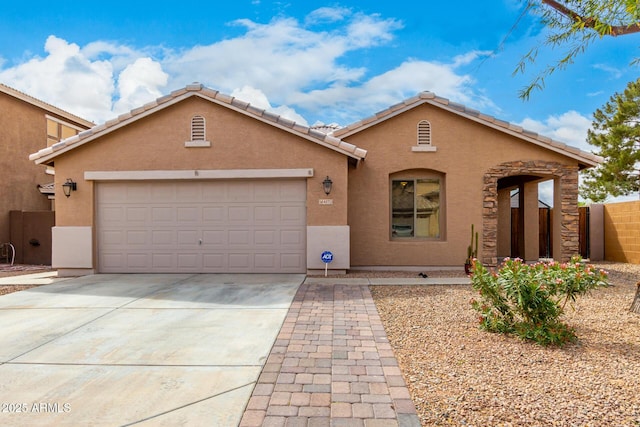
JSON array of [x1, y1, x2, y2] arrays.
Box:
[[470, 256, 609, 346]]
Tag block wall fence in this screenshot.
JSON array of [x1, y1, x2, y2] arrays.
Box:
[[593, 200, 640, 264]]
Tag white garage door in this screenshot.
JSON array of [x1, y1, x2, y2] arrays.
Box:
[[96, 180, 307, 273]]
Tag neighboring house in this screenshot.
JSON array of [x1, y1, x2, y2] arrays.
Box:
[[29, 84, 601, 276], [0, 83, 93, 264]]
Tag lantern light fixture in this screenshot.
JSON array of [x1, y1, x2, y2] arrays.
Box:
[[62, 179, 77, 198], [322, 176, 333, 195]]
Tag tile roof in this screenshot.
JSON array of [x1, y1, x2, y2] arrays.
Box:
[[333, 91, 602, 168], [0, 83, 94, 128], [29, 83, 367, 165], [37, 182, 55, 195]]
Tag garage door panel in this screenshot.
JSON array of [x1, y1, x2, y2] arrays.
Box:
[[255, 253, 276, 268], [127, 230, 148, 245], [202, 230, 226, 245], [152, 253, 174, 268], [228, 230, 250, 245], [152, 230, 174, 245], [127, 253, 149, 268], [97, 180, 306, 273], [203, 254, 225, 268], [279, 181, 307, 201], [102, 253, 124, 269], [203, 207, 225, 222], [228, 182, 252, 201], [177, 230, 199, 245], [150, 183, 172, 198], [101, 206, 124, 222], [228, 253, 251, 269], [202, 185, 225, 201], [253, 183, 279, 201], [126, 185, 152, 202], [101, 230, 124, 245], [255, 206, 276, 221], [126, 207, 148, 222], [281, 206, 305, 222], [151, 207, 175, 222], [228, 206, 251, 222], [177, 207, 200, 222], [177, 254, 199, 269], [281, 230, 304, 245], [175, 182, 200, 200], [282, 253, 304, 269], [255, 230, 276, 245]]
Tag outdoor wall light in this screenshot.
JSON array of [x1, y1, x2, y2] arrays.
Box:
[[323, 176, 333, 195], [62, 179, 77, 198]]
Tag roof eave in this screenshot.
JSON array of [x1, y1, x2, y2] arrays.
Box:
[[1, 83, 94, 128], [31, 87, 367, 164], [335, 96, 600, 169]]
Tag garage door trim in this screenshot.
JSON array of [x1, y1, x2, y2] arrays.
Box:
[[86, 168, 314, 181]]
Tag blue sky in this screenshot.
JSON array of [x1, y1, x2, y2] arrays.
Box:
[[1, 1, 639, 201]]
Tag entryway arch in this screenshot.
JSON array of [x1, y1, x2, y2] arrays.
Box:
[[482, 160, 579, 266]]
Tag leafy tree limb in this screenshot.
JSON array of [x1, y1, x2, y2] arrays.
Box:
[[517, 1, 640, 99]]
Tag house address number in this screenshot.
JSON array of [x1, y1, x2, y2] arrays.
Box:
[[319, 199, 333, 205]]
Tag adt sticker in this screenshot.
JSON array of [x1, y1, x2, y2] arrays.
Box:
[[321, 251, 334, 263]]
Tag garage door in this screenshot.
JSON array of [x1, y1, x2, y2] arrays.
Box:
[[96, 180, 306, 273]]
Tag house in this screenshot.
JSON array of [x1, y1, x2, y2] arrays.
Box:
[[28, 84, 601, 276], [0, 83, 93, 264]]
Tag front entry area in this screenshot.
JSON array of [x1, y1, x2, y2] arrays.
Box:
[[96, 179, 307, 273]]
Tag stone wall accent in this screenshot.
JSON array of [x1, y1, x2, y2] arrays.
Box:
[[482, 161, 579, 266]]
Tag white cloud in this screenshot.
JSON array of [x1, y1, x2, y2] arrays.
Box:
[[0, 8, 492, 127], [113, 57, 168, 115], [593, 63, 623, 79], [516, 110, 593, 152], [517, 111, 606, 206], [288, 57, 497, 124], [231, 85, 308, 125], [305, 7, 350, 25], [0, 35, 115, 122]]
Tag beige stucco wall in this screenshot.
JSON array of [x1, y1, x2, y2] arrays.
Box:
[[604, 200, 640, 264], [50, 97, 352, 269], [0, 94, 54, 243], [345, 103, 583, 267]]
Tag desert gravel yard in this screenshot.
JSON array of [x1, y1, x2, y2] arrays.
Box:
[[371, 262, 640, 427]]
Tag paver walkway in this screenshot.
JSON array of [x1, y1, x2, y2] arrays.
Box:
[[240, 283, 421, 426]]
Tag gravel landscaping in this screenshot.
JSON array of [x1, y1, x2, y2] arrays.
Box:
[[0, 265, 52, 295], [370, 262, 640, 426]]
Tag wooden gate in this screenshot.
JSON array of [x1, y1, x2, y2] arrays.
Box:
[[510, 208, 552, 259], [511, 206, 590, 260]]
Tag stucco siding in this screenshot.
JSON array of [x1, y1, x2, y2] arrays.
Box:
[[0, 94, 56, 243], [51, 97, 352, 271], [346, 103, 582, 267]]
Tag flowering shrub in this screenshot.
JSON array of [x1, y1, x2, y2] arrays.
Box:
[[470, 256, 609, 346]]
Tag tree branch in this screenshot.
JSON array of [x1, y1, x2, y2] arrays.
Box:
[[541, 0, 640, 36]]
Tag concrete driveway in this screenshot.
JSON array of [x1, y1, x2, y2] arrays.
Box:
[[0, 273, 303, 426]]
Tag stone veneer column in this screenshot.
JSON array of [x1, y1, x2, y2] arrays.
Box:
[[557, 165, 580, 262], [482, 161, 580, 266]]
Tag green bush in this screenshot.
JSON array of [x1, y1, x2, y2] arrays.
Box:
[[470, 256, 609, 346]]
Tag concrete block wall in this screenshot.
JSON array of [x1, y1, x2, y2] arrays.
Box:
[[603, 200, 640, 264]]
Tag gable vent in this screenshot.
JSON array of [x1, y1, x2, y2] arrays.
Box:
[[185, 115, 211, 147], [417, 120, 431, 145], [191, 115, 206, 140]]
